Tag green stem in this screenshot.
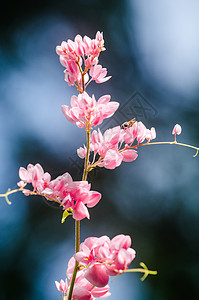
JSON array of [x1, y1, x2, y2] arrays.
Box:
[[68, 129, 91, 300], [67, 260, 79, 300], [75, 221, 80, 252], [82, 130, 91, 181]]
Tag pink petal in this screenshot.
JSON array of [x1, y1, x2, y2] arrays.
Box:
[[103, 102, 119, 118], [91, 286, 110, 298], [73, 202, 90, 221], [77, 147, 87, 159], [74, 251, 88, 263], [103, 150, 123, 169], [19, 167, 29, 182], [87, 191, 101, 208], [61, 105, 77, 123], [96, 75, 112, 83], [73, 285, 91, 300], [84, 264, 109, 288], [98, 95, 111, 104], [136, 121, 147, 143], [122, 149, 138, 162], [111, 234, 131, 250]]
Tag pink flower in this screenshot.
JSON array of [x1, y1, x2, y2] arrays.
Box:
[[172, 124, 182, 136], [77, 126, 138, 169], [61, 92, 119, 130], [77, 145, 87, 159], [84, 264, 109, 288], [56, 234, 135, 299], [56, 32, 109, 92], [77, 121, 156, 170], [18, 163, 51, 192], [75, 234, 136, 286], [18, 164, 101, 221], [48, 173, 102, 221], [103, 149, 123, 169], [172, 124, 182, 142], [145, 127, 156, 141], [59, 257, 110, 300], [89, 64, 111, 83], [55, 279, 68, 296], [121, 149, 138, 162]]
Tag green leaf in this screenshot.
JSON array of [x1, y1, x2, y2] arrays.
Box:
[[61, 210, 71, 223]]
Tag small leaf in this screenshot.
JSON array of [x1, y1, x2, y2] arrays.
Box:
[[61, 210, 71, 223]]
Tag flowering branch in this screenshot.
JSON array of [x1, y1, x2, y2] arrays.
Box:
[[2, 31, 198, 300]]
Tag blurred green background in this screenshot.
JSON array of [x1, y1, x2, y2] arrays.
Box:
[[1, 0, 199, 299]]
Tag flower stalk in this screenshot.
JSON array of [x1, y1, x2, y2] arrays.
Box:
[[68, 129, 91, 300]]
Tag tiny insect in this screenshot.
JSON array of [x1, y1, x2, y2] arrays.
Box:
[[121, 118, 136, 130]]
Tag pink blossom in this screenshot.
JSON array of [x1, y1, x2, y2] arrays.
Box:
[[78, 126, 137, 169], [62, 92, 119, 130], [172, 124, 182, 136], [103, 149, 123, 169], [135, 121, 147, 143], [84, 264, 109, 288], [123, 121, 156, 144], [48, 173, 101, 221], [77, 121, 157, 170], [18, 163, 51, 192], [121, 149, 138, 162], [73, 288, 91, 300], [145, 127, 156, 141], [57, 257, 111, 300], [74, 234, 136, 287], [55, 279, 68, 295], [77, 146, 87, 159], [56, 32, 109, 92], [89, 64, 111, 83], [18, 164, 101, 221]]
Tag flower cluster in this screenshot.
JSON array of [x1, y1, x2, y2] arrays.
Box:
[[55, 234, 135, 299], [77, 121, 156, 169], [62, 91, 119, 130], [18, 163, 101, 221], [56, 31, 111, 92], [75, 234, 136, 286]]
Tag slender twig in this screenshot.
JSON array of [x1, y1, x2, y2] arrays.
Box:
[[129, 140, 199, 157]]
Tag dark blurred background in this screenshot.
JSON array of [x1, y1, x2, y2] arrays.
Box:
[[1, 0, 199, 299]]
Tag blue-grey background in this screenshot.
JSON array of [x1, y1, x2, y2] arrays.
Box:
[[1, 0, 199, 299]]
